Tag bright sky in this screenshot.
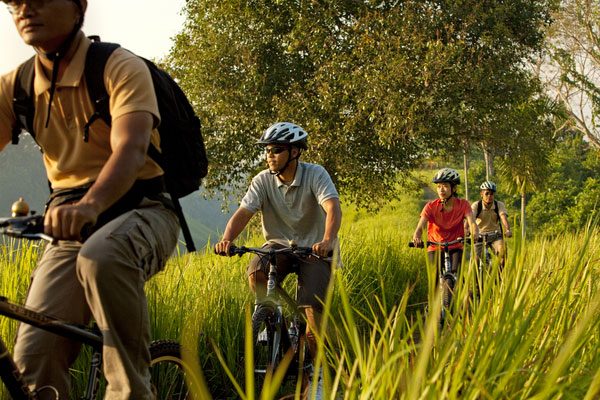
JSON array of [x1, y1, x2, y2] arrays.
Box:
[[0, 0, 187, 75]]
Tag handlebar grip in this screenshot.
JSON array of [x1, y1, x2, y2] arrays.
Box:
[[409, 242, 424, 248], [80, 223, 94, 242], [295, 247, 333, 258], [214, 244, 238, 256]]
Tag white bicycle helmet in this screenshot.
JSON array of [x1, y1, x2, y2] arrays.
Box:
[[432, 168, 460, 186], [480, 181, 497, 192], [257, 122, 308, 149]]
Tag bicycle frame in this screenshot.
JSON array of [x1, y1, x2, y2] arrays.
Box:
[[0, 215, 106, 399], [476, 232, 502, 269], [223, 244, 321, 381], [256, 248, 306, 373], [0, 297, 104, 400], [0, 213, 191, 400], [475, 232, 502, 294], [410, 238, 465, 324]]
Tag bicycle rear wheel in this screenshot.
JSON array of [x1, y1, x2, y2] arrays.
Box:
[[149, 340, 193, 399]]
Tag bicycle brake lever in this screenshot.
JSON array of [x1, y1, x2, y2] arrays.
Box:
[[22, 233, 57, 244]]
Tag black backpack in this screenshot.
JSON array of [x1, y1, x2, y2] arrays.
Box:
[[11, 39, 208, 251]]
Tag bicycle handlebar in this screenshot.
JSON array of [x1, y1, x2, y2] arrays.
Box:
[[0, 214, 94, 243], [408, 237, 466, 249], [475, 231, 502, 243], [0, 214, 55, 242], [215, 244, 332, 259]]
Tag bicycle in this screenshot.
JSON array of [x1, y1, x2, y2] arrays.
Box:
[[0, 213, 194, 399], [409, 238, 465, 326], [474, 231, 503, 295], [219, 243, 329, 397]]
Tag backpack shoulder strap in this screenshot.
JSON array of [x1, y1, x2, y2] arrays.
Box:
[[494, 200, 501, 221], [494, 200, 503, 234], [476, 200, 483, 219], [83, 40, 121, 141], [12, 56, 36, 143]]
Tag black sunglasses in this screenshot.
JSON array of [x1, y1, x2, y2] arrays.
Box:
[[266, 147, 288, 155]]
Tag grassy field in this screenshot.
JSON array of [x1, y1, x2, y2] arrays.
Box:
[[1, 186, 599, 399]]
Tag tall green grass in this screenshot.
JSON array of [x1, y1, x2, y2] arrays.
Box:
[[0, 195, 599, 399]]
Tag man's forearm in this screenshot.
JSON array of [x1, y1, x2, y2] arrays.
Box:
[[321, 198, 342, 242]]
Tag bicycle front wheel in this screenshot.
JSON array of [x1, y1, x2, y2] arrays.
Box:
[[252, 306, 283, 375], [149, 340, 193, 399], [442, 277, 454, 312]]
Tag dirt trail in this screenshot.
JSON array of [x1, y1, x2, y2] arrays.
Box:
[[423, 186, 437, 202]]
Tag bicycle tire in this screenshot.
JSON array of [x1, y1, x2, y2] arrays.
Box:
[[288, 323, 310, 393], [252, 305, 285, 394], [149, 340, 193, 400], [442, 277, 454, 312], [252, 306, 282, 373]]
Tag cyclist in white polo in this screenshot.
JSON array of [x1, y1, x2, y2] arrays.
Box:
[[215, 122, 342, 399]]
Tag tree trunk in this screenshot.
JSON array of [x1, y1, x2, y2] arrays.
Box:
[[483, 147, 494, 180], [463, 152, 470, 202], [521, 192, 526, 239]]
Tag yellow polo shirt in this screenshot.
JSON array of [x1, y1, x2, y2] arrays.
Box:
[[0, 34, 163, 190], [471, 200, 508, 233]]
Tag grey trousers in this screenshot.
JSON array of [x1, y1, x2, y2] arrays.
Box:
[[13, 198, 179, 399]]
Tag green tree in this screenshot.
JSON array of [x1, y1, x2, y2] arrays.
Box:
[[168, 0, 556, 206], [497, 96, 558, 238], [526, 131, 600, 234], [545, 0, 600, 147]]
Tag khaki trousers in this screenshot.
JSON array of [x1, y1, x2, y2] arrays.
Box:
[[13, 198, 179, 399]]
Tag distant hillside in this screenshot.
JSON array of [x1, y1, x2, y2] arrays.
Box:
[[0, 134, 234, 248]]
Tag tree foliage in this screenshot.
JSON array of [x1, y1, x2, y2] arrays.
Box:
[[167, 0, 556, 206], [545, 0, 600, 147], [526, 131, 600, 234]]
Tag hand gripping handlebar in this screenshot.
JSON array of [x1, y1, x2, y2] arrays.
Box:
[[408, 238, 466, 248], [0, 214, 93, 243], [214, 244, 333, 258]]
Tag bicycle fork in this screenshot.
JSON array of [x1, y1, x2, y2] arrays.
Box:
[[440, 248, 456, 324]]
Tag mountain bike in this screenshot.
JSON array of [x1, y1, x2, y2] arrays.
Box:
[[0, 213, 194, 399], [474, 231, 503, 295], [409, 238, 465, 326], [220, 243, 329, 397]]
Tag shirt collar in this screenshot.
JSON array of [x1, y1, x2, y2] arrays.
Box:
[[483, 200, 495, 209], [275, 162, 304, 188], [33, 34, 91, 96]]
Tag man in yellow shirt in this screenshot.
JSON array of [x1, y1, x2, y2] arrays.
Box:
[[471, 181, 512, 269], [0, 0, 179, 397]]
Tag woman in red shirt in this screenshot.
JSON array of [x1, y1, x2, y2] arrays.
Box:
[[412, 168, 480, 273]]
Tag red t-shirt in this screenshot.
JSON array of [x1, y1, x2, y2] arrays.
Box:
[[420, 198, 472, 252]]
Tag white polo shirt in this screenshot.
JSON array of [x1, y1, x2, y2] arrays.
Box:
[[241, 162, 339, 251]]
